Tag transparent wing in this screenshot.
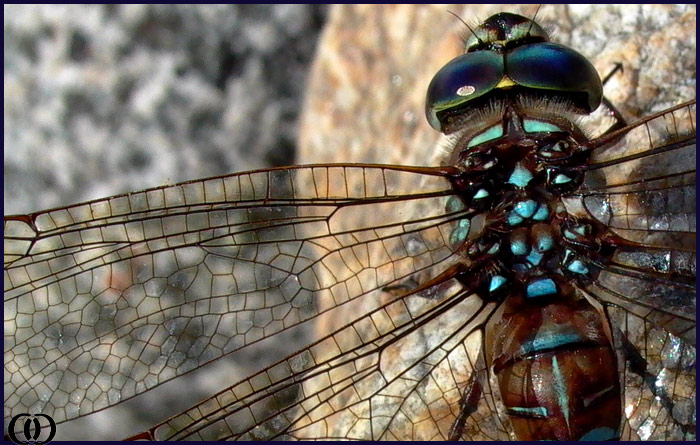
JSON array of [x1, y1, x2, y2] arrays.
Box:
[[4, 164, 470, 430], [129, 274, 487, 440], [569, 100, 696, 440]]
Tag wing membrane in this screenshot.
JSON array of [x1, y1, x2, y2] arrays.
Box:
[[569, 101, 696, 439], [137, 276, 495, 440], [578, 101, 696, 236], [4, 164, 468, 427], [564, 102, 696, 344]]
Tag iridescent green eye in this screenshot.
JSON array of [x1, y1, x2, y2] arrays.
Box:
[[425, 51, 504, 131], [425, 14, 603, 133], [506, 43, 602, 112]]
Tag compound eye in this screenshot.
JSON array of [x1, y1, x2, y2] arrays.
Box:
[[425, 51, 504, 132], [506, 42, 603, 113]]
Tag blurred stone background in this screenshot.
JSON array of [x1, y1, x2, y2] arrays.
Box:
[[4, 4, 328, 215], [4, 4, 328, 440]]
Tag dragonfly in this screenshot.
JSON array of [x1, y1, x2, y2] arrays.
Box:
[[4, 4, 696, 441]]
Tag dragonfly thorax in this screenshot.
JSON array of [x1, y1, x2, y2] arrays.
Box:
[[444, 106, 604, 303]]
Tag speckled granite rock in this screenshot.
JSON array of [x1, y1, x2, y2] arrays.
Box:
[[4, 4, 327, 215], [4, 4, 327, 440]]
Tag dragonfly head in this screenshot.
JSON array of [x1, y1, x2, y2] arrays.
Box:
[[425, 13, 603, 133]]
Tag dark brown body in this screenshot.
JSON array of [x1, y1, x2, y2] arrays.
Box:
[[487, 294, 621, 440]]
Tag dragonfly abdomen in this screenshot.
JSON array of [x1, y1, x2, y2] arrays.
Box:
[[487, 296, 622, 441]]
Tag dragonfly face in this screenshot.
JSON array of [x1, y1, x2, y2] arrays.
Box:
[[4, 4, 696, 441]]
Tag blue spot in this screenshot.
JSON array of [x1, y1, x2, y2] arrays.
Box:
[[536, 233, 554, 252], [553, 173, 572, 184], [446, 196, 465, 212], [532, 204, 549, 221], [486, 242, 500, 255], [568, 259, 589, 275], [526, 250, 544, 266], [526, 278, 557, 298], [473, 188, 489, 199], [511, 239, 528, 256], [489, 275, 507, 292], [524, 119, 562, 133], [579, 427, 618, 441], [563, 229, 577, 240], [507, 212, 524, 226], [508, 163, 533, 188], [449, 219, 470, 246], [468, 125, 503, 147], [508, 406, 548, 418], [514, 199, 537, 218], [521, 332, 582, 355]]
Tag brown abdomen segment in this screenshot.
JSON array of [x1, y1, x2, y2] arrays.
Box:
[[497, 346, 621, 441]]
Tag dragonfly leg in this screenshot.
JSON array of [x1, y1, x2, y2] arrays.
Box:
[[448, 368, 485, 440], [382, 263, 469, 300], [600, 63, 629, 134]]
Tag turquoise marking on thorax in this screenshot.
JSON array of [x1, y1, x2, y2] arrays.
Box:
[[523, 119, 562, 133], [489, 275, 507, 292], [468, 125, 503, 147], [526, 250, 544, 266], [532, 204, 549, 221], [509, 201, 548, 225], [563, 228, 577, 240], [511, 239, 528, 256], [473, 188, 489, 199], [526, 278, 557, 298], [507, 212, 524, 226], [535, 232, 554, 252], [553, 173, 572, 184], [564, 224, 588, 239], [508, 163, 533, 187], [514, 199, 537, 218], [567, 259, 589, 275], [486, 242, 500, 255]]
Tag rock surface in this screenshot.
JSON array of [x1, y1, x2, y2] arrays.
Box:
[[3, 4, 327, 440], [4, 4, 327, 215], [299, 4, 695, 168]]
